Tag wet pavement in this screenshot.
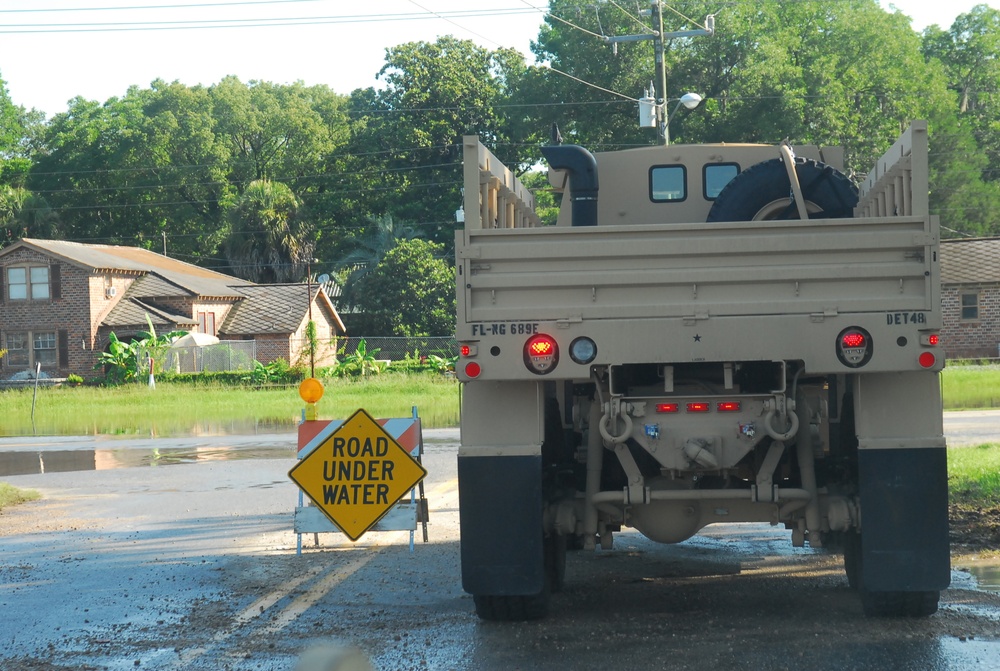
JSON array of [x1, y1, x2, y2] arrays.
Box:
[[0, 422, 998, 670]]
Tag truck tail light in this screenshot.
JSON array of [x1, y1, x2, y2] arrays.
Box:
[[687, 402, 710, 413], [524, 334, 559, 375], [717, 401, 741, 412], [460, 343, 478, 357], [918, 352, 936, 369], [464, 361, 482, 378], [836, 326, 873, 368], [656, 403, 680, 413]]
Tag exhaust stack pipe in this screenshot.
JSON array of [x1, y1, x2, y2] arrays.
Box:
[[541, 144, 599, 227]]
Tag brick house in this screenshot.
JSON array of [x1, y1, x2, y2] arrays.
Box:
[[940, 237, 1000, 359], [0, 238, 345, 380]]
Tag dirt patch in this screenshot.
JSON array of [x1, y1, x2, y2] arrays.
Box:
[[950, 503, 1000, 552]]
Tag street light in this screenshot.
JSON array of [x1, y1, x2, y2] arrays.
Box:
[[664, 92, 703, 145]]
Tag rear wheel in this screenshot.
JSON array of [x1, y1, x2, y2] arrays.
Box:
[[473, 590, 550, 621], [861, 590, 940, 618]]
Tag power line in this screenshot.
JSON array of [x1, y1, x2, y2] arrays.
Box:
[[0, 0, 326, 13], [0, 7, 540, 33]]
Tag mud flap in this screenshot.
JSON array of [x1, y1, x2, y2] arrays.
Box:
[[859, 447, 950, 592], [459, 454, 544, 595]]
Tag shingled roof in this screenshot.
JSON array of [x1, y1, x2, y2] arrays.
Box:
[[103, 298, 198, 329], [940, 238, 1000, 284], [10, 238, 246, 298], [220, 284, 344, 335]]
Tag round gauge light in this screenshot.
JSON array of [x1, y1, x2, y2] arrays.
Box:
[[523, 334, 559, 375], [569, 337, 598, 364], [836, 326, 873, 368]]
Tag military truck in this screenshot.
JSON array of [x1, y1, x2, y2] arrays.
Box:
[[454, 121, 947, 621]]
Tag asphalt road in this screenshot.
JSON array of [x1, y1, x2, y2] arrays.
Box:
[[0, 417, 998, 671]]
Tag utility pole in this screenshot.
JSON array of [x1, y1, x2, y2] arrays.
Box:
[[652, 1, 668, 145], [603, 2, 714, 144]]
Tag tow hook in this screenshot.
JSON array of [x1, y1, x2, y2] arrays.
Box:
[[599, 398, 633, 446], [762, 397, 799, 441]]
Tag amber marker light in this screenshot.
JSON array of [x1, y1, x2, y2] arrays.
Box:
[[298, 377, 324, 404]]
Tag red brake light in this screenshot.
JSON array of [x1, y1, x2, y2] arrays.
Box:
[[842, 333, 866, 349], [687, 402, 710, 413], [460, 344, 472, 357], [928, 334, 939, 346], [529, 339, 554, 356], [656, 403, 679, 413], [717, 402, 741, 412], [523, 334, 559, 375]]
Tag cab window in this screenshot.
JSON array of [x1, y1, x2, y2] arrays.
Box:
[[649, 165, 687, 202], [704, 163, 740, 199]]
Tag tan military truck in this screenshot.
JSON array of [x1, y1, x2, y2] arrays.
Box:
[[454, 121, 947, 621]]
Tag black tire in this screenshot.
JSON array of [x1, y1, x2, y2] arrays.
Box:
[[545, 533, 568, 593], [473, 590, 550, 621], [706, 157, 858, 222], [861, 590, 940, 618], [842, 530, 861, 591]]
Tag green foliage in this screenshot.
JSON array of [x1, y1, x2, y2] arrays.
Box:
[[66, 374, 84, 385], [331, 338, 387, 378], [942, 364, 1000, 409], [96, 316, 185, 384], [949, 444, 1000, 503], [343, 239, 455, 337], [0, 482, 40, 510], [224, 178, 314, 282]]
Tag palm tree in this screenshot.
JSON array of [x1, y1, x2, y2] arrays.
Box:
[[224, 179, 315, 283], [332, 213, 421, 308]]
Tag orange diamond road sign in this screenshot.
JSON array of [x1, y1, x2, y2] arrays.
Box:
[[289, 408, 427, 541]]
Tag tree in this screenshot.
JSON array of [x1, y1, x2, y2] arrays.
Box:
[[527, 0, 953, 172], [224, 179, 314, 283], [348, 37, 530, 248], [343, 238, 454, 337], [922, 5, 1000, 236]]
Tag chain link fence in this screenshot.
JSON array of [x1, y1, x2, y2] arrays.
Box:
[[162, 337, 458, 374], [161, 341, 258, 373], [336, 336, 458, 361]]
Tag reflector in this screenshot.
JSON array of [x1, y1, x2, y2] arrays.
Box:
[[918, 352, 935, 369], [465, 362, 482, 378]]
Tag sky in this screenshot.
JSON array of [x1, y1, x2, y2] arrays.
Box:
[[0, 0, 995, 119]]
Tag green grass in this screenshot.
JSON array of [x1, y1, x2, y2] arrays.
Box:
[[0, 482, 40, 511], [942, 364, 1000, 410], [949, 443, 1000, 504], [0, 372, 460, 437]]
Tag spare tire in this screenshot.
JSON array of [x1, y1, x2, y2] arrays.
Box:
[[706, 157, 858, 222]]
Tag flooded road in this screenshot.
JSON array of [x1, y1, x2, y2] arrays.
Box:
[[0, 422, 999, 670]]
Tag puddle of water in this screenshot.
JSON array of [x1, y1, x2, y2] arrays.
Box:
[[0, 445, 296, 476], [964, 564, 1000, 592]]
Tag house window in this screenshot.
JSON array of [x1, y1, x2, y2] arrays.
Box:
[[960, 292, 979, 321], [4, 331, 57, 368], [6, 266, 50, 301], [5, 333, 29, 366], [198, 312, 216, 336]]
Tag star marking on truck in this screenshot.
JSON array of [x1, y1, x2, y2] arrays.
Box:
[[693, 334, 702, 342]]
